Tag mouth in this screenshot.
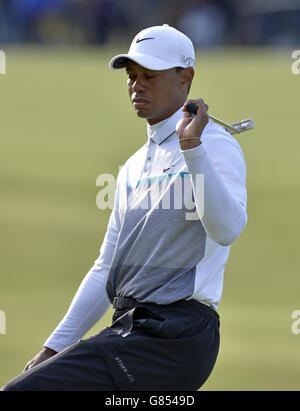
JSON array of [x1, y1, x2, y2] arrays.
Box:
[[132, 97, 151, 109]]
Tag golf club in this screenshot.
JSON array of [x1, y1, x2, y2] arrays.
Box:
[[186, 103, 254, 135]]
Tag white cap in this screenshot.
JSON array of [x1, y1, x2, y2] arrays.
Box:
[[109, 24, 195, 71]]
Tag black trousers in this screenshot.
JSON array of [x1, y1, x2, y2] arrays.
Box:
[[1, 299, 220, 391]]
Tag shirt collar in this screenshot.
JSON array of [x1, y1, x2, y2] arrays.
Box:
[[147, 107, 183, 145]]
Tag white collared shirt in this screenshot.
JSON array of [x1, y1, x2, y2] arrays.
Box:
[[44, 107, 247, 352]]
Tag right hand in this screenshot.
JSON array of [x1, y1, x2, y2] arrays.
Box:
[[176, 98, 209, 141], [24, 347, 57, 372]]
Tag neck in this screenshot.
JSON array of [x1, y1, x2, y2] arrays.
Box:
[[147, 100, 186, 125]]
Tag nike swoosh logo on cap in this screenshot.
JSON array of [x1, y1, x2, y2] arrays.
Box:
[[136, 37, 155, 43]]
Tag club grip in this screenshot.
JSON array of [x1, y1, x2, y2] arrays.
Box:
[[186, 103, 198, 115]]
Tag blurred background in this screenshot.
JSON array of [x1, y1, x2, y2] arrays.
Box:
[[1, 0, 300, 47], [1, 0, 300, 391]]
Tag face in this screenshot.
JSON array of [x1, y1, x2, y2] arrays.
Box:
[[126, 61, 193, 125]]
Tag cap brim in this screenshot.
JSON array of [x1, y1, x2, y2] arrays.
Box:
[[109, 53, 178, 71]]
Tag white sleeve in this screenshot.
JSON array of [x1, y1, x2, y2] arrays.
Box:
[[43, 181, 121, 352], [181, 128, 247, 246]]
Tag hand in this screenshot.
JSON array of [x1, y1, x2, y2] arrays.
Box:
[[176, 99, 209, 149], [24, 347, 57, 372]]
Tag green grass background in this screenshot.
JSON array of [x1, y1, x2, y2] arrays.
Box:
[[1, 47, 299, 390]]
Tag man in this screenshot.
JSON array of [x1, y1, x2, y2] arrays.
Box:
[[2, 24, 247, 391]]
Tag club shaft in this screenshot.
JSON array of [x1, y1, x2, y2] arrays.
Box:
[[186, 102, 239, 133], [207, 114, 238, 133]]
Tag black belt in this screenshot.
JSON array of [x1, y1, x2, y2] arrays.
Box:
[[112, 296, 219, 322], [113, 296, 138, 310]]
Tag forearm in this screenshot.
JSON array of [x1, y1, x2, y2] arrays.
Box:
[[182, 143, 247, 245], [44, 264, 111, 352]]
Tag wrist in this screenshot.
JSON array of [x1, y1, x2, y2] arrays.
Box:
[[179, 137, 202, 150], [43, 346, 58, 355]]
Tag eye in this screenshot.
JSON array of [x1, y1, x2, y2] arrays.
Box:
[[145, 74, 157, 79]]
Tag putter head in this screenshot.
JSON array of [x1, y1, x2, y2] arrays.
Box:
[[229, 118, 254, 135]]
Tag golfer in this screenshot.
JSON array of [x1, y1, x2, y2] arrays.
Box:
[[2, 24, 247, 391]]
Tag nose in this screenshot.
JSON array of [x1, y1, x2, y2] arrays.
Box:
[[131, 75, 147, 93]]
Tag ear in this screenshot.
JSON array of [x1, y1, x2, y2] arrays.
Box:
[[179, 67, 194, 94]]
